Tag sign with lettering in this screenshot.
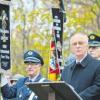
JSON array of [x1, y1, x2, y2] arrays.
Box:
[[0, 3, 10, 70]]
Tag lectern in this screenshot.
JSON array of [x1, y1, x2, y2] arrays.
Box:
[[26, 81, 82, 100]]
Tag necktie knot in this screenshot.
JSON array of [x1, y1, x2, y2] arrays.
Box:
[[75, 62, 82, 67], [29, 80, 32, 82]]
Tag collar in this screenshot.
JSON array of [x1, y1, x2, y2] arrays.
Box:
[[79, 53, 92, 68], [76, 53, 87, 63], [98, 58, 100, 60], [71, 53, 92, 69], [29, 73, 40, 82]]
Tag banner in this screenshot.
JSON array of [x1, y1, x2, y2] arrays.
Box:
[[0, 3, 10, 70], [48, 8, 63, 80]]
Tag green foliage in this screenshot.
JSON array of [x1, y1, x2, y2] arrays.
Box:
[[10, 0, 100, 77]]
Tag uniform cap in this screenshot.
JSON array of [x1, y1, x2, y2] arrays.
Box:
[[88, 34, 100, 47], [24, 50, 44, 65]]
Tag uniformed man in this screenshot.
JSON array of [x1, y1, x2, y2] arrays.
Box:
[[88, 34, 100, 60], [1, 50, 49, 100]]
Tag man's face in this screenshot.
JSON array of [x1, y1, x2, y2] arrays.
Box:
[[89, 46, 100, 59], [70, 34, 89, 59], [25, 63, 41, 77]]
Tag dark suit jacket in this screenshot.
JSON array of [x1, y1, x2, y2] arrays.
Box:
[[1, 74, 49, 100], [61, 54, 100, 100]]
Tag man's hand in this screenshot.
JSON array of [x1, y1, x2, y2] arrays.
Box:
[[0, 69, 8, 87], [0, 68, 6, 74]]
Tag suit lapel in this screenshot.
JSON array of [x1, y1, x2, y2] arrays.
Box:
[[81, 54, 92, 68], [67, 62, 76, 83]]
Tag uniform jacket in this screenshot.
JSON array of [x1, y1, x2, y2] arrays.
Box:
[[1, 74, 49, 100], [61, 54, 100, 100]]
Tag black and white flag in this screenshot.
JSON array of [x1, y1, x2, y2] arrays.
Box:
[[0, 2, 10, 70]]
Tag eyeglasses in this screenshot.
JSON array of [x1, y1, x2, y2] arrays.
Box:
[[25, 63, 39, 66], [71, 41, 86, 46]]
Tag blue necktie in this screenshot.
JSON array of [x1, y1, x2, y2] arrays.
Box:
[[29, 80, 32, 82]]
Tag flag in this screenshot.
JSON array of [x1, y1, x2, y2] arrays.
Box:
[[0, 2, 10, 70], [48, 8, 63, 81]]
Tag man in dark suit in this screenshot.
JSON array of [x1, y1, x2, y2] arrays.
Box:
[[1, 50, 49, 100], [61, 33, 100, 100]]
